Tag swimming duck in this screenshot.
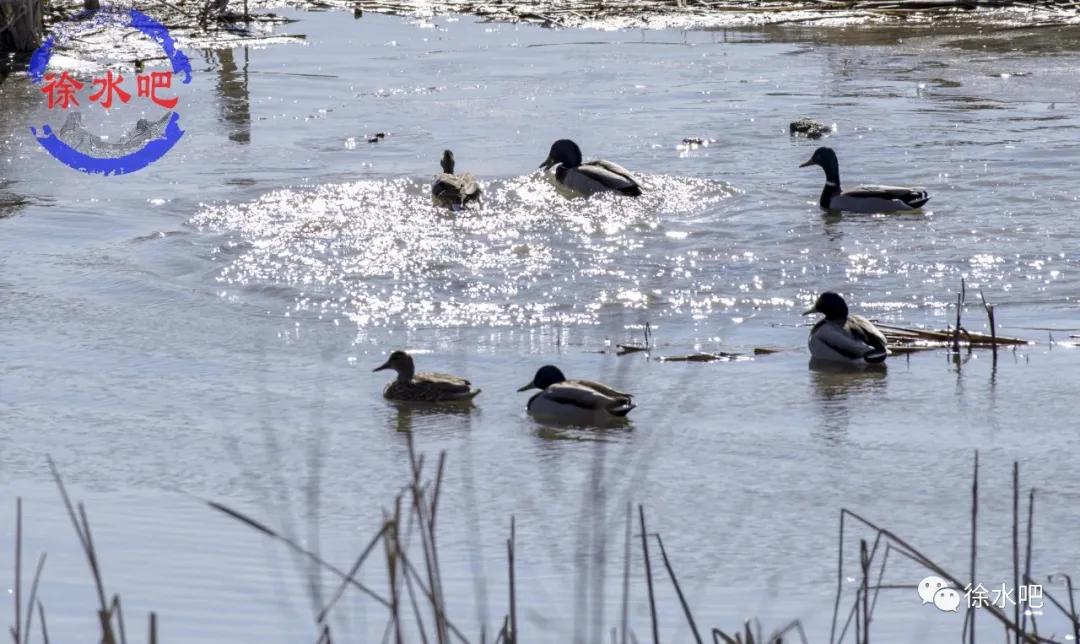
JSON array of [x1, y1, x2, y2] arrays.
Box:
[[517, 365, 635, 423], [803, 292, 889, 365], [539, 139, 643, 197], [431, 150, 481, 210], [373, 350, 481, 402], [800, 147, 929, 213]]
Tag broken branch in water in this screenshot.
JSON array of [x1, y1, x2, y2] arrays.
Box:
[[875, 322, 1028, 351], [980, 289, 998, 354], [617, 322, 653, 355], [657, 351, 743, 362], [953, 278, 967, 353]]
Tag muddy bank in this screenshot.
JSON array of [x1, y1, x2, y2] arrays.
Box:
[[6, 0, 305, 68], [354, 0, 1080, 29]]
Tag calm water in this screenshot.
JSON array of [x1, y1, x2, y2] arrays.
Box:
[[3, 10, 1080, 642]]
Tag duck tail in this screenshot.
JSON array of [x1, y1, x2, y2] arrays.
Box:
[[906, 192, 930, 209], [609, 402, 636, 417], [863, 349, 888, 364], [620, 185, 643, 197]]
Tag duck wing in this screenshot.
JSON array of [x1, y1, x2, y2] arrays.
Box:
[[432, 173, 482, 209], [835, 185, 930, 211], [845, 315, 889, 362], [415, 371, 473, 392], [810, 319, 878, 361], [569, 379, 633, 400], [543, 382, 632, 412], [455, 172, 482, 202], [566, 160, 642, 197]]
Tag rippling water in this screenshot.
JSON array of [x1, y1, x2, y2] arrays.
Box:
[[4, 11, 1080, 643], [191, 173, 734, 328]]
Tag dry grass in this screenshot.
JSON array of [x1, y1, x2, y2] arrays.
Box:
[[6, 458, 157, 644], [829, 453, 1080, 644], [11, 448, 1079, 643]]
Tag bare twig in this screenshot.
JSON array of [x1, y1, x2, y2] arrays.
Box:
[[507, 517, 516, 644], [654, 533, 703, 644], [969, 451, 978, 644], [639, 506, 659, 644], [620, 503, 632, 644]]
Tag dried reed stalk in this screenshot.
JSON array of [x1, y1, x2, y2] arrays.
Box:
[[653, 533, 702, 644], [638, 506, 659, 644]]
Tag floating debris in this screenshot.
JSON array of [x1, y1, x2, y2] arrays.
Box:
[[876, 323, 1029, 352], [658, 351, 747, 362], [657, 346, 779, 362], [353, 0, 1080, 30], [676, 136, 714, 155], [615, 322, 652, 356], [789, 117, 832, 140]]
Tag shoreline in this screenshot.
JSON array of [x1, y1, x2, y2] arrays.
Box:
[[352, 0, 1080, 30]]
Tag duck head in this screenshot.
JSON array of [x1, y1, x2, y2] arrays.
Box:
[[803, 291, 849, 322], [799, 146, 841, 185], [539, 139, 583, 171], [373, 350, 416, 382], [517, 365, 567, 392], [440, 150, 455, 174]]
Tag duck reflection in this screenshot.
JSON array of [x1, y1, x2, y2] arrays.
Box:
[[208, 47, 251, 144], [0, 179, 28, 219], [389, 400, 477, 434], [533, 418, 633, 444], [809, 359, 887, 440]]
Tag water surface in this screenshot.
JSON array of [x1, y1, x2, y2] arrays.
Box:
[[3, 11, 1080, 642]]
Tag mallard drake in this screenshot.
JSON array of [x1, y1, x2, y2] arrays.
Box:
[[539, 139, 643, 197], [800, 147, 929, 213], [373, 350, 481, 402], [431, 150, 481, 211], [517, 365, 635, 423], [803, 292, 888, 365]]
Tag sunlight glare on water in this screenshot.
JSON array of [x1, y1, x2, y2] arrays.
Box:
[[191, 173, 735, 329]]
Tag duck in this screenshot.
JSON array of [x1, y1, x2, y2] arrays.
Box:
[[373, 350, 481, 402], [803, 292, 889, 365], [517, 365, 635, 424], [539, 139, 643, 197], [431, 149, 481, 210], [800, 147, 929, 213]]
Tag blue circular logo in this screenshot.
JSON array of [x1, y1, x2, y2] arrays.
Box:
[[28, 7, 192, 176]]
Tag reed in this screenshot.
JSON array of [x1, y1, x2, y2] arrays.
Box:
[[15, 449, 1078, 644], [828, 455, 1080, 644], [5, 460, 157, 644], [639, 505, 660, 644], [653, 533, 702, 644], [968, 450, 978, 644], [0, 0, 44, 53]]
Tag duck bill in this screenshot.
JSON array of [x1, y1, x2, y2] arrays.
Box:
[[538, 157, 555, 171], [801, 307, 818, 316], [517, 381, 538, 392], [799, 159, 816, 168], [373, 360, 391, 372]]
